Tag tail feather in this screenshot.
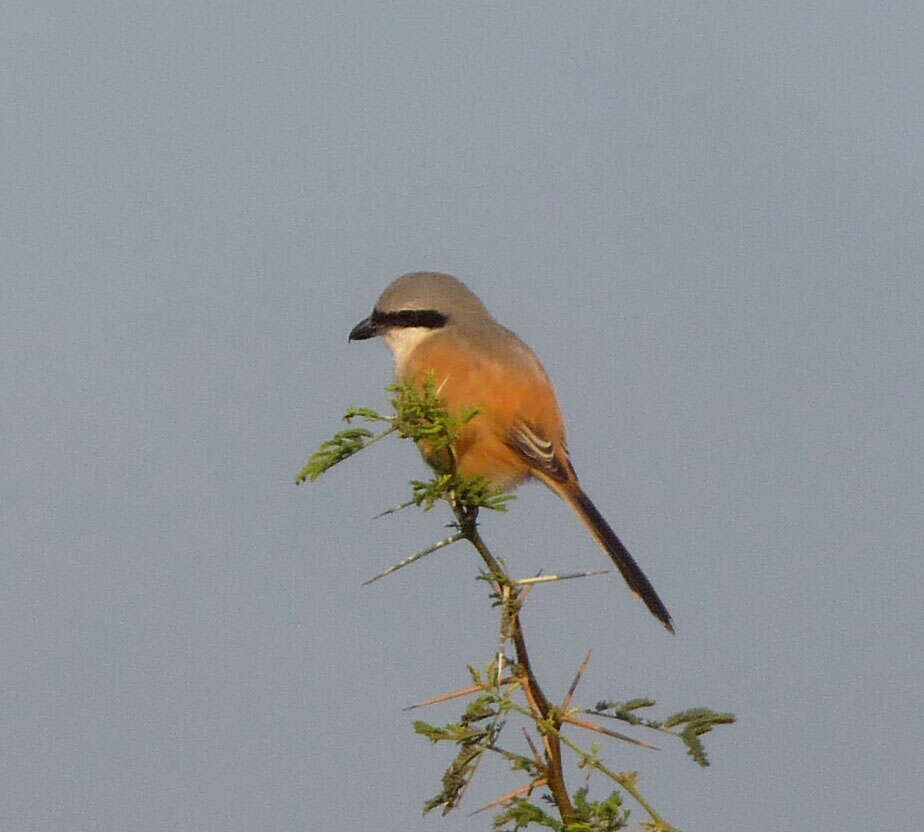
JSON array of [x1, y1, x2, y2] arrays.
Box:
[[562, 485, 674, 633]]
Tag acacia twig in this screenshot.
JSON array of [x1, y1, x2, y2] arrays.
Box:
[[453, 504, 577, 825]]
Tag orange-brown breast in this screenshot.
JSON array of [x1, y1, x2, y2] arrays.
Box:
[[400, 332, 568, 491]]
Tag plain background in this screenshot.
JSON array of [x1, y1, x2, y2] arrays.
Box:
[[3, 3, 922, 830]]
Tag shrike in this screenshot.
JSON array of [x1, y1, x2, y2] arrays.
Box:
[[349, 272, 673, 632]]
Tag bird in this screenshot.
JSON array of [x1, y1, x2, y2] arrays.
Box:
[[349, 272, 673, 632]]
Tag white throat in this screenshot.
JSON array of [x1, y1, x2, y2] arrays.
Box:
[[382, 326, 438, 373]]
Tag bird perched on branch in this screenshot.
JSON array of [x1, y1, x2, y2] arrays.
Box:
[[349, 272, 673, 632]]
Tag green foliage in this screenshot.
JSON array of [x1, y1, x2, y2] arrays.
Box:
[[591, 699, 657, 728], [295, 427, 376, 483], [342, 406, 386, 422], [570, 787, 629, 831], [422, 739, 483, 815], [416, 695, 505, 815], [494, 800, 562, 830], [414, 655, 735, 826], [297, 373, 512, 513], [411, 472, 515, 513], [387, 373, 480, 449], [592, 701, 736, 767], [300, 381, 737, 828], [662, 708, 737, 767], [493, 787, 628, 831]]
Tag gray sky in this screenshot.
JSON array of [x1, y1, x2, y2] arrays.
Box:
[[3, 3, 922, 830]]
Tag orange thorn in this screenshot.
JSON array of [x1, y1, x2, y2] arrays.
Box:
[[521, 727, 542, 766], [561, 650, 592, 711], [561, 714, 659, 750], [468, 779, 548, 815], [402, 677, 516, 711]]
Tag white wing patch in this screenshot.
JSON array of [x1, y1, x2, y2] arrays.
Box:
[[512, 421, 556, 464], [510, 420, 574, 482]]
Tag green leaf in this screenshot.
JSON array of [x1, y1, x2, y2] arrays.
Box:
[[494, 799, 563, 830], [295, 427, 374, 483], [343, 406, 386, 422], [662, 708, 736, 767]]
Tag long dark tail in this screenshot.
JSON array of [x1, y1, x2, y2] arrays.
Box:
[[562, 484, 674, 632]]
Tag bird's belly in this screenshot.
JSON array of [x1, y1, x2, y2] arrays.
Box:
[[419, 425, 530, 492]]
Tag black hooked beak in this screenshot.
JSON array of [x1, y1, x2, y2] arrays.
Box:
[[348, 314, 380, 341]]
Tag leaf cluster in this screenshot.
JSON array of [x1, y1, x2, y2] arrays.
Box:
[[295, 427, 374, 483], [387, 373, 480, 450], [411, 472, 514, 513], [413, 651, 735, 827], [415, 656, 646, 830], [494, 787, 628, 832], [299, 382, 737, 828], [296, 373, 512, 514], [592, 701, 736, 767], [416, 694, 508, 815]]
